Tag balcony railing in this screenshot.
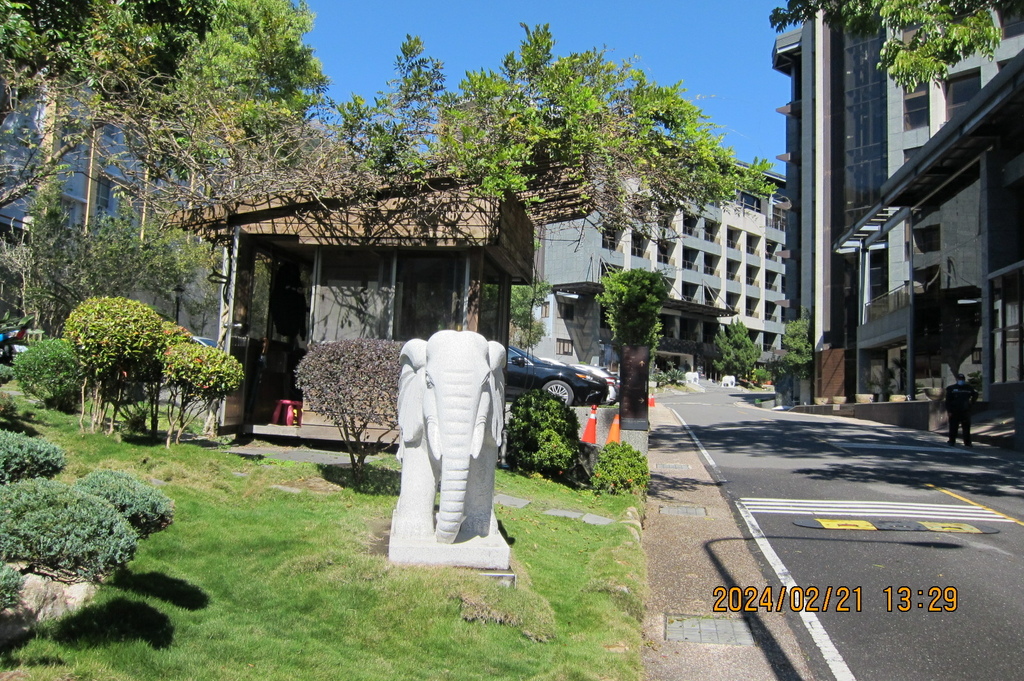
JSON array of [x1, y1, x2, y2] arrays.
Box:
[[745, 277, 758, 287], [865, 284, 910, 323], [726, 239, 740, 250], [703, 265, 716, 275]]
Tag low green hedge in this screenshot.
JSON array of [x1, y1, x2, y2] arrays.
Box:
[[506, 390, 580, 476], [73, 470, 174, 538], [592, 442, 649, 495], [0, 429, 66, 484], [12, 338, 83, 412], [0, 479, 137, 581]]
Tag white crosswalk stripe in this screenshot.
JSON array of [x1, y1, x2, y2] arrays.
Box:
[[740, 497, 1014, 523]]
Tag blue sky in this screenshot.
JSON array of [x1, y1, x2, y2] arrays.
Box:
[[303, 0, 791, 169]]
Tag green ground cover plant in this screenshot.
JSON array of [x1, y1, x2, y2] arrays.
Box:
[[0, 393, 648, 681]]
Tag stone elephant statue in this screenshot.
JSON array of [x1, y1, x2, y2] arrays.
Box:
[[390, 330, 506, 545], [721, 375, 736, 387]]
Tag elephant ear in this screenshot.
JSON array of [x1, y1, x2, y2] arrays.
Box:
[[487, 341, 506, 446], [398, 339, 427, 446]]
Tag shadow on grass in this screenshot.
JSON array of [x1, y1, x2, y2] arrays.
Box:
[[317, 463, 401, 496], [51, 598, 174, 649], [0, 416, 41, 437], [109, 570, 209, 611]]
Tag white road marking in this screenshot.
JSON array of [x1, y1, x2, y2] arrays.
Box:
[[741, 498, 1013, 522], [671, 408, 857, 681]]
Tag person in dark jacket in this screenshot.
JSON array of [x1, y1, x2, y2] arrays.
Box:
[[945, 373, 979, 446]]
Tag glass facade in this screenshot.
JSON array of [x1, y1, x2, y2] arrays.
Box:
[[843, 32, 888, 229], [992, 272, 1024, 383]]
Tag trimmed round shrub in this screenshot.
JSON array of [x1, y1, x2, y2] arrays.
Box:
[[0, 429, 66, 484], [0, 563, 23, 611], [592, 442, 650, 495], [73, 470, 174, 538], [13, 338, 83, 411], [0, 364, 14, 386], [64, 297, 167, 381], [162, 342, 244, 444], [0, 479, 137, 581], [506, 390, 580, 475]]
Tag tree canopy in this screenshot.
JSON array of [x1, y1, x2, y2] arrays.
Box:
[[712, 319, 760, 379], [779, 308, 813, 379], [771, 0, 1024, 88], [339, 25, 773, 234], [0, 0, 328, 213], [597, 269, 671, 348], [510, 279, 550, 351]]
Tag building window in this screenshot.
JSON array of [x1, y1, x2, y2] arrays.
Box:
[[540, 301, 550, 318], [914, 224, 941, 253], [556, 338, 573, 355], [558, 302, 575, 320], [96, 176, 113, 214], [601, 262, 622, 278], [946, 71, 980, 121], [601, 229, 620, 251], [1000, 10, 1024, 38], [681, 214, 699, 236], [903, 82, 929, 130], [630, 232, 647, 258], [738, 192, 761, 212], [657, 240, 672, 264], [770, 202, 787, 230]]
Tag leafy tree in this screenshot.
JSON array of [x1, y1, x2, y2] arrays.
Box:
[[770, 0, 1024, 88], [0, 0, 221, 210], [779, 309, 814, 379], [597, 269, 671, 348], [510, 279, 549, 350], [339, 26, 773, 234], [0, 180, 219, 335], [712, 319, 760, 379]]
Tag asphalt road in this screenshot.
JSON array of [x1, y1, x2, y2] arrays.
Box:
[[659, 385, 1024, 681]]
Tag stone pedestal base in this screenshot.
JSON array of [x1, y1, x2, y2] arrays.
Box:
[[389, 529, 511, 570]]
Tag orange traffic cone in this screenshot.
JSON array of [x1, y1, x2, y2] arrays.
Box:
[[581, 404, 598, 444], [648, 394, 656, 407], [605, 414, 621, 444]]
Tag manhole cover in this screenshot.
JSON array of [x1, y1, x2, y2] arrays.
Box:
[[660, 505, 706, 517], [665, 615, 754, 646]]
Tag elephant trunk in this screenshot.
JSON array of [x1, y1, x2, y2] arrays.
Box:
[[433, 384, 490, 543]]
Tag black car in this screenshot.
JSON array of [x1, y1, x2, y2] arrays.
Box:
[[505, 346, 609, 406]]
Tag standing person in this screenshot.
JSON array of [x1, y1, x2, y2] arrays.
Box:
[[945, 373, 979, 446]]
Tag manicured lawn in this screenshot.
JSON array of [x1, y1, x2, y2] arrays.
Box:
[[1, 400, 648, 681]]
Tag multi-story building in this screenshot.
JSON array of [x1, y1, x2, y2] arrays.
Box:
[[532, 171, 788, 376], [773, 15, 1024, 403]]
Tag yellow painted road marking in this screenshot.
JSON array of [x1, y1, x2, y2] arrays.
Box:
[[919, 522, 984, 533], [816, 519, 877, 530], [926, 484, 1024, 527]]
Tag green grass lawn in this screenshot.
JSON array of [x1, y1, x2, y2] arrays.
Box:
[[1, 399, 648, 681]]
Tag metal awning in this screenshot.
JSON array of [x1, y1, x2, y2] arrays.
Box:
[[551, 282, 735, 318]]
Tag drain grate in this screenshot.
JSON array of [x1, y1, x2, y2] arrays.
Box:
[[657, 463, 692, 470], [665, 615, 754, 646], [660, 505, 706, 517]]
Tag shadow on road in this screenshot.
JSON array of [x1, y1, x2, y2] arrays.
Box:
[[686, 417, 1024, 500]]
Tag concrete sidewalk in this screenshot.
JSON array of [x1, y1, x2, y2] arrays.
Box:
[[641, 405, 816, 681]]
